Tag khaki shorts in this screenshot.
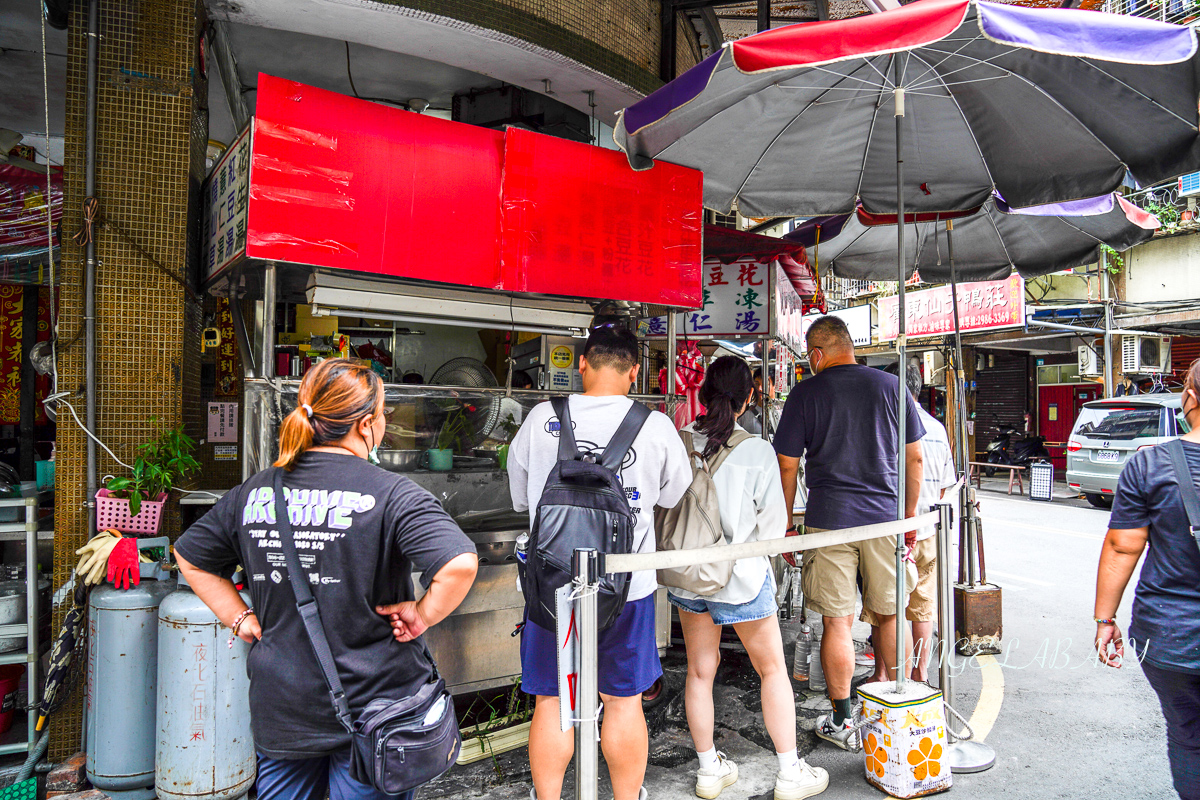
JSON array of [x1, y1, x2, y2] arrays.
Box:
[[802, 527, 919, 619], [861, 537, 937, 626]]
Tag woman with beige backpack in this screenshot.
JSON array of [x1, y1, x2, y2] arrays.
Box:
[[663, 356, 828, 800]]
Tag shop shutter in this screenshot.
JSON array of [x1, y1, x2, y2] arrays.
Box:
[[973, 350, 1028, 459], [1172, 336, 1200, 378]]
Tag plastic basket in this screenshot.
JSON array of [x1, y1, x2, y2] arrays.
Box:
[[0, 778, 36, 800], [95, 489, 168, 534]]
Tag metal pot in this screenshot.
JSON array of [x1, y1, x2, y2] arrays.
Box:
[[377, 449, 423, 472]]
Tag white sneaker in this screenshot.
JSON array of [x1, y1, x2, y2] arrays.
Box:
[[694, 753, 738, 799], [774, 760, 829, 800]]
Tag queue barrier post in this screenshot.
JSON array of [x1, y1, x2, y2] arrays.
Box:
[[938, 491, 997, 774], [573, 548, 601, 800]]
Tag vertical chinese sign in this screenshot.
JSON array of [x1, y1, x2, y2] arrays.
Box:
[[203, 126, 251, 282], [214, 298, 241, 397], [878, 276, 1024, 341], [0, 285, 52, 424]]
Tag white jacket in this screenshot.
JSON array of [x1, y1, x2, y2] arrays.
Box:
[[668, 423, 789, 606]]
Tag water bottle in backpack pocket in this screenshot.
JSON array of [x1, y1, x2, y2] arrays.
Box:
[[520, 396, 650, 632]]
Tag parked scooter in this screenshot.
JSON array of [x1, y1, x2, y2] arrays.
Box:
[[984, 424, 1051, 475]]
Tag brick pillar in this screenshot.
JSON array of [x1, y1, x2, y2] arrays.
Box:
[[52, 0, 206, 759]]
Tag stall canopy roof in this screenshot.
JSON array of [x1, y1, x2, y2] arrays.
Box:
[[704, 224, 816, 298]]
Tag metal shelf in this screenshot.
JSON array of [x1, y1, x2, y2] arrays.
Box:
[[0, 494, 44, 757]]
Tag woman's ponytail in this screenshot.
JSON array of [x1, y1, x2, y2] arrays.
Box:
[[273, 360, 382, 471], [276, 406, 316, 471], [695, 356, 754, 459]]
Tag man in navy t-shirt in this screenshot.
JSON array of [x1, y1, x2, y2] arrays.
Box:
[[775, 315, 924, 750]]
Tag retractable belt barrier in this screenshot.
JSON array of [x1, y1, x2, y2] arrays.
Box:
[[604, 510, 939, 574], [565, 484, 979, 800]]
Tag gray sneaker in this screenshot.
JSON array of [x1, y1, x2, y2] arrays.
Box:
[[814, 713, 858, 751]]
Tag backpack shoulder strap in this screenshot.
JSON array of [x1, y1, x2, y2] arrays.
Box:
[[707, 429, 755, 475], [550, 396, 578, 462], [599, 401, 652, 472], [1165, 440, 1200, 546]]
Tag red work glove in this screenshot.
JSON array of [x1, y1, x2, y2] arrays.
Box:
[[107, 536, 141, 590]]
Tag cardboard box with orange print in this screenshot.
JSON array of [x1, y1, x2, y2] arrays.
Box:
[[858, 681, 953, 798]]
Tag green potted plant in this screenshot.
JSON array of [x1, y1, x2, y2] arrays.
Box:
[[97, 421, 200, 535]]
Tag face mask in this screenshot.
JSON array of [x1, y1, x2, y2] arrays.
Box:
[[366, 419, 381, 465], [807, 352, 822, 374]]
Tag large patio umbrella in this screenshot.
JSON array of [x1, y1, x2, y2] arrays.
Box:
[[787, 192, 1160, 283], [615, 0, 1198, 698], [615, 0, 1200, 218]]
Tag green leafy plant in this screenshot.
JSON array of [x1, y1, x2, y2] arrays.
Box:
[[436, 404, 477, 454], [1099, 245, 1124, 275], [104, 421, 200, 515], [1139, 195, 1180, 232]]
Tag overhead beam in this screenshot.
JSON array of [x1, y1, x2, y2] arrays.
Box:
[[207, 20, 250, 133]]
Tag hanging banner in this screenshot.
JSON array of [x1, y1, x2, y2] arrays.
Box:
[[878, 276, 1024, 341]]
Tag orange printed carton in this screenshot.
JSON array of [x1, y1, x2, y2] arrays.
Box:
[[858, 681, 952, 798]]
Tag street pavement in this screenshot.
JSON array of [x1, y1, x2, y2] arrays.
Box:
[[430, 486, 1175, 800]]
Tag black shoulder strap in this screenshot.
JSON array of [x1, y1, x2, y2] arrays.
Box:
[[599, 401, 652, 471], [1165, 441, 1200, 548], [274, 468, 354, 733], [550, 396, 577, 462]]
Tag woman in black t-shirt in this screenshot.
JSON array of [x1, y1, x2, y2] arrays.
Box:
[[1096, 360, 1200, 800], [175, 360, 478, 800]]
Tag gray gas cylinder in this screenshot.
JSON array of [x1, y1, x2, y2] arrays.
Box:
[[156, 576, 255, 800], [86, 578, 176, 800]]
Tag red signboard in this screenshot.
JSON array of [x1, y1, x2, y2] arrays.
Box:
[[500, 128, 702, 306], [236, 75, 702, 307], [878, 276, 1024, 340], [247, 75, 505, 291]]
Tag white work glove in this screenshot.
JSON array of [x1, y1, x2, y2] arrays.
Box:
[[75, 529, 121, 586]]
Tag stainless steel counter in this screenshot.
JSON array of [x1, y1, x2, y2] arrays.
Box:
[[416, 524, 671, 696]]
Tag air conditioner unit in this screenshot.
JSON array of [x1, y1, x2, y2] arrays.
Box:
[[1121, 334, 1171, 375], [1078, 344, 1103, 377], [1180, 172, 1200, 198]]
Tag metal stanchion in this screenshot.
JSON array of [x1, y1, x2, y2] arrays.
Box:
[[936, 500, 996, 773], [573, 548, 601, 800]]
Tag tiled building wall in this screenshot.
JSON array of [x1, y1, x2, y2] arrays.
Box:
[[53, 0, 205, 759]]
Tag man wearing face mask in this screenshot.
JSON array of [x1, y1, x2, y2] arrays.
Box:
[[773, 316, 923, 751], [1095, 360, 1200, 799]]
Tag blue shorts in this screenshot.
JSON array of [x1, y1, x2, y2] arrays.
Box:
[[668, 572, 778, 625], [520, 593, 662, 698]]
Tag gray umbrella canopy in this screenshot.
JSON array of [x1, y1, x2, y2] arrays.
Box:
[[615, 0, 1200, 217], [791, 192, 1160, 282]]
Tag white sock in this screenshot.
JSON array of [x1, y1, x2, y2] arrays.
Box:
[[777, 749, 800, 774], [697, 747, 720, 773]]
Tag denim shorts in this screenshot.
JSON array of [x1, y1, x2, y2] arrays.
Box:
[[668, 572, 778, 625]]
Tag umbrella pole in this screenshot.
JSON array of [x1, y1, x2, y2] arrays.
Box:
[[946, 221, 968, 476], [893, 60, 908, 694]]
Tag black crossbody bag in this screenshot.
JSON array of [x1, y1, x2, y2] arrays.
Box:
[[272, 469, 461, 794], [1164, 439, 1200, 557]]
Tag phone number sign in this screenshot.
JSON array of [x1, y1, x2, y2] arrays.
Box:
[[879, 276, 1024, 341]]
